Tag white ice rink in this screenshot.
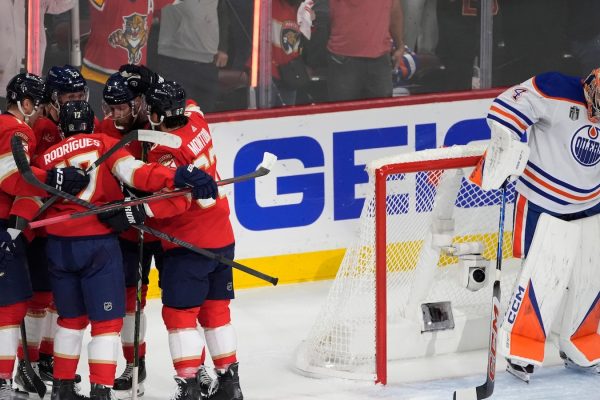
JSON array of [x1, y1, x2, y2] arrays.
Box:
[[72, 280, 600, 399]]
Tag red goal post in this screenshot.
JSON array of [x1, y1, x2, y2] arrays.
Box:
[[296, 145, 519, 385]]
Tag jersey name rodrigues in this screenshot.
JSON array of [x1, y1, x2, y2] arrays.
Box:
[[487, 72, 600, 214]]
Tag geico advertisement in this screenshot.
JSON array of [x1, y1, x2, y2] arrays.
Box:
[[210, 97, 494, 260]]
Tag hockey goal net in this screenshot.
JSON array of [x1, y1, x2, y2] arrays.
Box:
[[295, 145, 521, 384]]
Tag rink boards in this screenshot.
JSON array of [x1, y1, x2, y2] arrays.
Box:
[[147, 91, 501, 298]]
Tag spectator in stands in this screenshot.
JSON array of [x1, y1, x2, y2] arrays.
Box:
[[0, 0, 75, 110], [433, 0, 504, 91], [157, 0, 230, 113], [81, 0, 175, 115], [566, 0, 599, 75], [271, 0, 314, 106], [402, 0, 437, 55], [326, 0, 405, 102]]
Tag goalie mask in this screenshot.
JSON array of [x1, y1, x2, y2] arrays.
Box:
[[59, 100, 95, 136], [583, 69, 600, 123]]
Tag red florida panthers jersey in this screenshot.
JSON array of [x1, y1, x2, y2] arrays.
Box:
[[99, 118, 159, 243], [32, 116, 63, 156], [82, 0, 174, 83], [35, 133, 177, 237], [0, 114, 49, 216], [147, 102, 235, 249]]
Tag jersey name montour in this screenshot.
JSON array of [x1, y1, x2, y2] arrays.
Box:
[[43, 138, 101, 164], [488, 72, 600, 213]]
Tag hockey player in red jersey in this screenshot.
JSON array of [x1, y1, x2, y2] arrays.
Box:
[[99, 66, 164, 398], [15, 65, 93, 393], [31, 100, 220, 400], [0, 73, 90, 398], [142, 81, 242, 400]]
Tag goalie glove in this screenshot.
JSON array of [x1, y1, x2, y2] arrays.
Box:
[[469, 121, 530, 190], [97, 198, 147, 233], [46, 166, 90, 195]]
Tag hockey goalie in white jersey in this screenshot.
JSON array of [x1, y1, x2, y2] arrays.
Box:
[[470, 69, 600, 382]]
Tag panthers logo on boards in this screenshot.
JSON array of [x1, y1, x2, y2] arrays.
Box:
[[570, 125, 600, 166], [108, 13, 149, 64]]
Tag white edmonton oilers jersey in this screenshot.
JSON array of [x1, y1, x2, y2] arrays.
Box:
[[488, 72, 600, 214]]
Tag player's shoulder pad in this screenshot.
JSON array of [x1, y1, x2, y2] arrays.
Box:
[[532, 72, 585, 103]]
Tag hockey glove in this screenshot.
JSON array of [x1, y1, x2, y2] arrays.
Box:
[[97, 198, 147, 233], [174, 165, 218, 200], [0, 229, 16, 275], [46, 166, 90, 195], [118, 64, 164, 96]]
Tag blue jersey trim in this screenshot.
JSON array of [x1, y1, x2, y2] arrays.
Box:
[[527, 161, 600, 194], [533, 72, 586, 104], [493, 98, 534, 126]]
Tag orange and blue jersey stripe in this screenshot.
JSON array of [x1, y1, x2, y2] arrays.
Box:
[[487, 98, 534, 139], [519, 161, 600, 207]]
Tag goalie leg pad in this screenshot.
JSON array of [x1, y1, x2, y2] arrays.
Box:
[[559, 214, 600, 367], [499, 213, 580, 365]]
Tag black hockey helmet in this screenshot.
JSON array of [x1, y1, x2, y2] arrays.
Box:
[[103, 72, 137, 105], [46, 65, 88, 98], [6, 73, 47, 107], [59, 100, 95, 136], [145, 80, 186, 122]]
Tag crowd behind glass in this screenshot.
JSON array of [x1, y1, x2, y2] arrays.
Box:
[[1, 0, 597, 112]]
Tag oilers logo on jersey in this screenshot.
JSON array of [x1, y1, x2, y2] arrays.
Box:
[[571, 126, 600, 167]]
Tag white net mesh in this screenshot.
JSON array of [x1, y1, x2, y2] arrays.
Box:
[[295, 145, 520, 380]]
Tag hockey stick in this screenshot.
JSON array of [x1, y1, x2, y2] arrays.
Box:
[[131, 144, 148, 400], [20, 321, 47, 398], [28, 152, 278, 229], [11, 136, 279, 286], [453, 181, 509, 400], [34, 129, 183, 217]]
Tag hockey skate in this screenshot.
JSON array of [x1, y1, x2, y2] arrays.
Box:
[[198, 366, 218, 399], [90, 383, 116, 400], [505, 358, 534, 383], [14, 358, 41, 393], [40, 354, 82, 386], [210, 363, 243, 400], [0, 378, 30, 399], [559, 351, 600, 374], [169, 376, 203, 400], [50, 378, 89, 400], [113, 357, 146, 399]]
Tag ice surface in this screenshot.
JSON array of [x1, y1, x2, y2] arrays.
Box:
[[69, 280, 600, 399]]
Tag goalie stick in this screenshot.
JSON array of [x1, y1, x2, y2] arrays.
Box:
[[453, 181, 509, 400], [35, 129, 183, 217], [11, 135, 279, 286], [28, 152, 278, 229], [19, 322, 47, 398]]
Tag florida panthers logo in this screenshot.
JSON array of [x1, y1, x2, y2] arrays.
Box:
[[280, 21, 301, 55], [108, 13, 149, 64], [571, 125, 600, 166]]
